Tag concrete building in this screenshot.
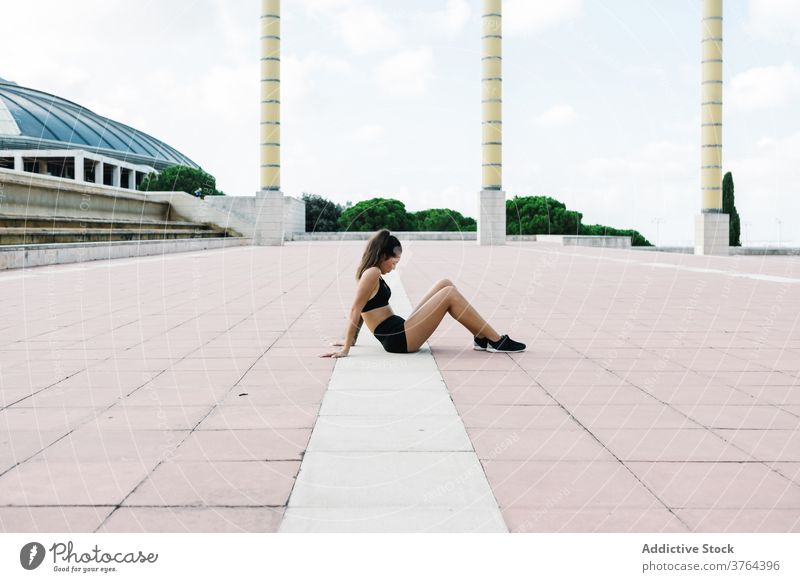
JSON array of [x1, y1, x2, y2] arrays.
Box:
[[0, 77, 199, 190]]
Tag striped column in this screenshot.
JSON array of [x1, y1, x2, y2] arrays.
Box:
[[700, 0, 722, 212], [260, 0, 280, 191], [695, 0, 728, 255], [481, 0, 502, 191]]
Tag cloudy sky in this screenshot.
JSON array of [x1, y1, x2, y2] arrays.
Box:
[[1, 0, 798, 245]]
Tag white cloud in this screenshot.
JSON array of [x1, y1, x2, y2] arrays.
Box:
[[336, 5, 400, 54], [302, 0, 358, 16], [354, 124, 385, 142], [578, 141, 696, 244], [728, 131, 800, 244], [282, 52, 352, 105], [729, 62, 800, 111], [375, 48, 435, 97], [300, 1, 399, 54], [535, 104, 577, 126], [504, 0, 582, 37], [748, 0, 800, 45], [584, 141, 695, 189], [427, 0, 471, 37]]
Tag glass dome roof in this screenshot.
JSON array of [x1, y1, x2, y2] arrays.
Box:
[[0, 79, 198, 170]]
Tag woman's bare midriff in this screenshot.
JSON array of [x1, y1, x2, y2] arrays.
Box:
[[361, 279, 394, 332], [362, 305, 394, 333]]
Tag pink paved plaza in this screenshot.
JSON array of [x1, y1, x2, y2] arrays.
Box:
[[1, 242, 799, 532]]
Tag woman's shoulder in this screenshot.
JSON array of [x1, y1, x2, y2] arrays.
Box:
[[361, 266, 381, 279], [358, 267, 381, 286]]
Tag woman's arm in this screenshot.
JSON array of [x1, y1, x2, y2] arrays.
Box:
[[320, 269, 378, 358], [332, 314, 363, 347], [340, 310, 362, 354]]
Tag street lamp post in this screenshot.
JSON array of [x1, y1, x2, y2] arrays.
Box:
[[651, 218, 664, 247]]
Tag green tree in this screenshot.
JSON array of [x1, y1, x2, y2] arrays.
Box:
[[722, 171, 741, 246], [338, 197, 414, 231], [580, 224, 652, 246], [410, 208, 477, 231], [506, 195, 582, 235], [138, 165, 225, 197], [302, 193, 344, 232], [506, 194, 652, 246]]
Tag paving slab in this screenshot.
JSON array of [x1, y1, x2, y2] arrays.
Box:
[[672, 404, 800, 429], [567, 403, 697, 429], [98, 507, 285, 533], [169, 428, 311, 461], [0, 507, 113, 533], [468, 428, 616, 461], [503, 507, 689, 533], [674, 508, 800, 533], [197, 404, 318, 430], [121, 460, 300, 507], [0, 459, 155, 505], [627, 461, 800, 509], [319, 389, 457, 416], [307, 415, 473, 452], [592, 428, 752, 462], [482, 459, 662, 509], [280, 505, 506, 533]]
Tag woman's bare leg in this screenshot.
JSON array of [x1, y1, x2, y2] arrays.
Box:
[[408, 278, 453, 318], [404, 286, 501, 352]]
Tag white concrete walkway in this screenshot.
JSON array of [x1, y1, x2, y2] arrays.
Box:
[[279, 273, 508, 532]]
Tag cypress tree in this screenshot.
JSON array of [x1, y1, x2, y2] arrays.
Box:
[[722, 172, 741, 246]]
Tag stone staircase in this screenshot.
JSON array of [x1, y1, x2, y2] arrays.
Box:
[[0, 214, 239, 245]]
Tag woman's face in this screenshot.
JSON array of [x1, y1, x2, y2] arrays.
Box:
[[380, 252, 401, 274]]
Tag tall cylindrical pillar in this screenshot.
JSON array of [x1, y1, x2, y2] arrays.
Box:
[[477, 0, 506, 246], [695, 0, 728, 255], [255, 0, 285, 245], [700, 0, 723, 211], [482, 0, 502, 191], [260, 0, 280, 191]]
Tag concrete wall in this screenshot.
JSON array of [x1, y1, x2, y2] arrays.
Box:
[[287, 231, 478, 241], [536, 235, 632, 248], [286, 232, 632, 247], [0, 167, 168, 221], [0, 237, 250, 271], [635, 246, 800, 256], [205, 195, 256, 226], [284, 195, 305, 234], [142, 191, 253, 238], [205, 194, 306, 235]]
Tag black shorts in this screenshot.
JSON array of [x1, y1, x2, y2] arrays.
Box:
[[373, 315, 408, 353]]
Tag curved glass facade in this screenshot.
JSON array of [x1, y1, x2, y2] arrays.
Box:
[[0, 80, 198, 170]]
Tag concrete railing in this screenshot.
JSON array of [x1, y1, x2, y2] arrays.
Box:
[[286, 231, 479, 241], [204, 194, 306, 235], [0, 167, 169, 221], [144, 191, 250, 238], [535, 234, 632, 248], [285, 232, 633, 247]]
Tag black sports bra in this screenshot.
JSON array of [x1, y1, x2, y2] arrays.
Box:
[[362, 276, 391, 312]]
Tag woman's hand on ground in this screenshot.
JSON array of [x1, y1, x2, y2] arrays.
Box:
[[319, 350, 349, 358]]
